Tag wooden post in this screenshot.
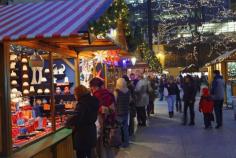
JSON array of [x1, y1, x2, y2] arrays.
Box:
[[74, 55, 80, 87], [104, 64, 108, 88], [49, 52, 56, 132], [0, 42, 12, 156]]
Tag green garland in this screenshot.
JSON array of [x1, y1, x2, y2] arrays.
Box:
[[89, 0, 162, 73], [89, 0, 129, 36]]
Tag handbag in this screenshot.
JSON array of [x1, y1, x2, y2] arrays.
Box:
[[108, 126, 122, 147], [164, 87, 169, 97], [103, 121, 122, 148]]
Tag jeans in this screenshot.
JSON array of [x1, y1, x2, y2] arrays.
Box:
[[214, 100, 224, 126], [117, 114, 129, 147], [167, 95, 176, 112], [183, 100, 195, 124], [159, 91, 164, 101], [136, 106, 147, 126]]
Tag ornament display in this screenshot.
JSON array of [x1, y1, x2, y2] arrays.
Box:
[[11, 88, 18, 93], [10, 54, 17, 61], [23, 82, 29, 87], [23, 89, 29, 95], [37, 89, 43, 94], [10, 62, 16, 69], [53, 64, 66, 75], [29, 53, 44, 85], [21, 58, 28, 63], [23, 74, 29, 79], [53, 78, 57, 83], [11, 71, 17, 77], [41, 77, 47, 82], [30, 86, 35, 93], [44, 89, 50, 94], [11, 80, 17, 85], [44, 68, 50, 73], [64, 76, 69, 83], [22, 65, 28, 71]]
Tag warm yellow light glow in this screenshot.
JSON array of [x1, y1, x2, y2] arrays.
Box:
[[131, 57, 137, 65], [156, 53, 165, 58]]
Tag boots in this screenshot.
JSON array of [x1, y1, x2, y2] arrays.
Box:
[[169, 112, 174, 118]]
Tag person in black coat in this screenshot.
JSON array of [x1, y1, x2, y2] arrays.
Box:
[[182, 75, 197, 126], [66, 85, 99, 158]]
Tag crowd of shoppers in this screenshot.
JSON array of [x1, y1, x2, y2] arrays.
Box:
[[158, 70, 225, 129], [66, 69, 225, 158], [66, 73, 156, 158]]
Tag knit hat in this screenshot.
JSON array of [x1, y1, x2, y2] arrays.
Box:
[[202, 87, 209, 96]]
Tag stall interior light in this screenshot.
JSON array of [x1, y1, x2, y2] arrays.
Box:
[[131, 57, 137, 65]]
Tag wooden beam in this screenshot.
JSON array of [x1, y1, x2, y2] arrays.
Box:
[[70, 45, 120, 52], [74, 56, 80, 87], [0, 42, 12, 157], [62, 58, 75, 71], [49, 52, 56, 132], [11, 41, 77, 58]]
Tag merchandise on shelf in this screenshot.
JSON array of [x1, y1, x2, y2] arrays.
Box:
[[9, 51, 76, 149]]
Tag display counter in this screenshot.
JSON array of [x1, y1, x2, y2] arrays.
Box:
[[12, 128, 73, 158]]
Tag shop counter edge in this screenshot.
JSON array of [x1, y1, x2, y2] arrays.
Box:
[[10, 128, 72, 158]]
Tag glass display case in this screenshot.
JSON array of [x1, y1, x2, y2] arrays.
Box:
[[10, 51, 51, 148], [227, 62, 236, 81], [9, 46, 76, 149]]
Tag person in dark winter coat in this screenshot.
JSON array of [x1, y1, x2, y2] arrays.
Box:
[[199, 88, 214, 129], [123, 75, 136, 136], [89, 77, 116, 158], [165, 78, 179, 118], [114, 78, 130, 147], [66, 85, 99, 158], [211, 70, 225, 129], [182, 75, 197, 126]]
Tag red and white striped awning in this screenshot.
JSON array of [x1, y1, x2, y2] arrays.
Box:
[[0, 0, 112, 41]]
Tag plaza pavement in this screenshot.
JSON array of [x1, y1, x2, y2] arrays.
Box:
[[116, 98, 236, 158]]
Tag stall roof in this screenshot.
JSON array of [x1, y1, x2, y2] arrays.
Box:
[[205, 49, 236, 66], [0, 0, 112, 41]]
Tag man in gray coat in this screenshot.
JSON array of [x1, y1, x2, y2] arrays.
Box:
[[211, 70, 225, 129]]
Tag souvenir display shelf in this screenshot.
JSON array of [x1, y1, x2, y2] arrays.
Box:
[[9, 51, 76, 150], [106, 66, 123, 91]]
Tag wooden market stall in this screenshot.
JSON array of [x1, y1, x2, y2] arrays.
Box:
[[206, 49, 236, 105], [0, 0, 128, 157]]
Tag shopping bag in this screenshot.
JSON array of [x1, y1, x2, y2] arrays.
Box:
[[108, 126, 122, 147], [103, 121, 122, 148]]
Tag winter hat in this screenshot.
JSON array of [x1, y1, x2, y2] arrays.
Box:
[[202, 87, 209, 96]]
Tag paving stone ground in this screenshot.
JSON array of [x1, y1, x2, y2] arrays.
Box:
[[116, 98, 236, 158]]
